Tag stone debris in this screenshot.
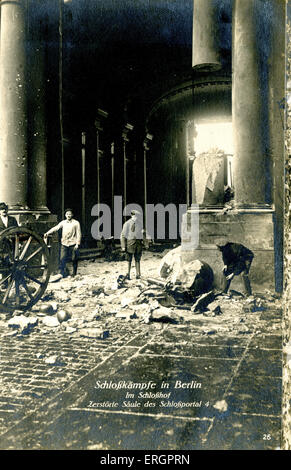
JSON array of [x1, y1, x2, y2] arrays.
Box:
[[78, 328, 109, 339], [56, 309, 72, 323], [49, 274, 63, 283], [7, 315, 38, 334], [115, 309, 137, 320], [44, 354, 66, 365], [41, 316, 60, 328], [64, 326, 77, 334], [159, 246, 214, 294], [1, 251, 281, 344], [191, 291, 216, 313], [213, 399, 228, 412], [38, 303, 55, 315]]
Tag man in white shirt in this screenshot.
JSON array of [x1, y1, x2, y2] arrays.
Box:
[[44, 208, 81, 278]]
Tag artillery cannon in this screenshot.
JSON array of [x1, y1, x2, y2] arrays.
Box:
[[0, 226, 51, 313]]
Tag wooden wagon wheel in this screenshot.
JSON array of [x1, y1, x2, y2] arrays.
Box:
[[0, 227, 51, 313]]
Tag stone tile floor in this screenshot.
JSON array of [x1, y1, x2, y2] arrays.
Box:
[[0, 252, 283, 450]]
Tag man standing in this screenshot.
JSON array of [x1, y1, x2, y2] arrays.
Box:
[[120, 210, 144, 280], [0, 202, 18, 231], [44, 208, 81, 278], [217, 242, 254, 296]]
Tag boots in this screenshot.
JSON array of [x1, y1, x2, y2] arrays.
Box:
[[242, 272, 252, 296]]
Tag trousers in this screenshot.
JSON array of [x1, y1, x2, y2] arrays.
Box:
[[60, 245, 79, 276]]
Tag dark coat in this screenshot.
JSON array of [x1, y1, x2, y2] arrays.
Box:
[[0, 215, 18, 232], [218, 242, 254, 276]]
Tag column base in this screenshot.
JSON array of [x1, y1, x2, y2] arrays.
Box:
[[181, 207, 277, 292]]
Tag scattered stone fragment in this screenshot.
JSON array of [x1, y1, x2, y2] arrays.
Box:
[[213, 400, 228, 412], [12, 310, 27, 317], [229, 289, 245, 298], [191, 291, 216, 313], [44, 355, 65, 365], [51, 302, 58, 312], [150, 308, 180, 324], [210, 305, 222, 316], [41, 316, 60, 328], [57, 309, 72, 323], [91, 286, 104, 295], [203, 329, 217, 335], [64, 326, 77, 334], [78, 328, 109, 339], [115, 309, 137, 320], [141, 312, 152, 324], [7, 315, 38, 334], [5, 330, 18, 337], [38, 303, 55, 315], [120, 297, 133, 307], [49, 274, 63, 283]]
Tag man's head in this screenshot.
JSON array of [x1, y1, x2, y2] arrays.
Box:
[[64, 208, 74, 220], [131, 210, 141, 221], [0, 203, 8, 217]]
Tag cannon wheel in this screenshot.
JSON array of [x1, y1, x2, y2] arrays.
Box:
[[0, 226, 50, 313]]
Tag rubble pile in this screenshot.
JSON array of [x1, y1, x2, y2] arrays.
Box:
[[0, 248, 282, 340]]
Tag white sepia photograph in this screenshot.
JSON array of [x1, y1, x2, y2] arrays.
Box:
[[0, 0, 290, 453]]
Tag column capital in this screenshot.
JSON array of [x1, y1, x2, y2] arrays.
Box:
[[143, 132, 153, 150], [122, 123, 134, 141], [94, 108, 108, 131]]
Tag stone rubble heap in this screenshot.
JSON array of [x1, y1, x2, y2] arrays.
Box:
[[0, 248, 282, 343]]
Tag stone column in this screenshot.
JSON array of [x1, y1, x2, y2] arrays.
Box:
[[95, 109, 108, 208], [28, 35, 49, 212], [122, 123, 133, 220], [0, 0, 28, 209], [81, 132, 86, 231], [232, 0, 271, 209], [192, 0, 222, 71], [111, 142, 115, 210], [143, 133, 153, 228]]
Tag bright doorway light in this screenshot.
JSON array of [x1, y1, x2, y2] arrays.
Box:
[[194, 121, 233, 155]]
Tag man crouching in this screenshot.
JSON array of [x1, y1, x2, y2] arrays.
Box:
[[217, 242, 254, 297]]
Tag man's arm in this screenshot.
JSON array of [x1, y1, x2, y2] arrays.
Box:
[[44, 221, 63, 238], [75, 221, 82, 248], [120, 222, 128, 251]]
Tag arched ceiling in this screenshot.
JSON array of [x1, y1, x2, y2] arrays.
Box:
[[29, 0, 232, 130]]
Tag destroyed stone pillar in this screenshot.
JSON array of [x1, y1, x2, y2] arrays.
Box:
[[0, 0, 28, 209], [192, 0, 222, 71], [232, 0, 271, 209]]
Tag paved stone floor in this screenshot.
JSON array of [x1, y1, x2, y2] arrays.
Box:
[[0, 252, 283, 450]]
